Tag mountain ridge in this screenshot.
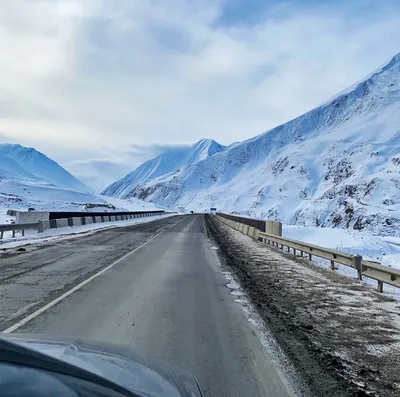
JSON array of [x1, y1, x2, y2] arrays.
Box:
[[102, 139, 226, 198], [0, 143, 91, 192], [121, 52, 400, 235]]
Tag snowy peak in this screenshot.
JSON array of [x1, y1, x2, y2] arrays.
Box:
[[0, 143, 91, 192], [102, 139, 226, 198], [190, 139, 226, 161]]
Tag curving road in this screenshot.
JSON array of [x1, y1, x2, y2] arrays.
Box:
[[0, 215, 297, 397]]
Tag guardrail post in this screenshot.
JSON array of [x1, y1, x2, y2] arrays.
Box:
[[330, 260, 335, 271], [353, 255, 363, 280], [377, 280, 383, 293], [309, 253, 312, 260]]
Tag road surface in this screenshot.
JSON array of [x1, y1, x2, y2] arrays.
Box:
[[0, 215, 297, 397]]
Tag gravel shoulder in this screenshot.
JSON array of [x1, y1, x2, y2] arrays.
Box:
[[206, 215, 400, 397]]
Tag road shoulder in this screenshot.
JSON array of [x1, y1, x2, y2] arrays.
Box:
[[206, 215, 400, 397]]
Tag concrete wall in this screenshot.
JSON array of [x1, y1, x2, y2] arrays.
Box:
[[34, 210, 159, 234], [16, 211, 50, 224], [72, 217, 82, 226], [266, 221, 282, 237], [38, 220, 51, 233], [56, 219, 69, 228]]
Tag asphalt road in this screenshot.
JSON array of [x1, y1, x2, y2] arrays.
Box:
[[1, 215, 297, 397]]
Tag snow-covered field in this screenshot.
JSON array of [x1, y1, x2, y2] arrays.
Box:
[[0, 180, 163, 214], [99, 195, 165, 211], [282, 224, 400, 298], [283, 224, 400, 270]]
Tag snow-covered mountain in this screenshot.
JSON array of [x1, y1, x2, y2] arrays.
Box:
[[0, 144, 91, 192], [102, 139, 226, 198], [0, 143, 164, 214], [125, 53, 400, 236]]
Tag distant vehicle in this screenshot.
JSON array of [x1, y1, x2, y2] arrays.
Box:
[[190, 210, 194, 214], [28, 208, 36, 212], [0, 334, 203, 397]]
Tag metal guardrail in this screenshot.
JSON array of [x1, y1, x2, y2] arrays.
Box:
[[216, 215, 400, 293], [0, 223, 40, 239]]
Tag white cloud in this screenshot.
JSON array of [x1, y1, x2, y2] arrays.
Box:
[[0, 0, 399, 184], [63, 142, 182, 191]]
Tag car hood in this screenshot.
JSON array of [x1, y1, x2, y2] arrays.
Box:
[[1, 334, 202, 397]]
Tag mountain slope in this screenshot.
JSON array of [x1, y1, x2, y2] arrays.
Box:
[[0, 144, 164, 213], [0, 152, 39, 181], [129, 53, 400, 236], [0, 144, 91, 192], [102, 139, 226, 198]]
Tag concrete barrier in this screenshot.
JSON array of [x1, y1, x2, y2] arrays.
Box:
[[266, 221, 282, 237], [38, 221, 51, 233], [8, 210, 163, 237], [56, 219, 69, 228], [248, 226, 254, 237], [243, 225, 249, 235], [16, 211, 50, 224], [71, 217, 82, 226]]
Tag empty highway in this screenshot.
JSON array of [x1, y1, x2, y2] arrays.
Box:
[[0, 215, 297, 396]]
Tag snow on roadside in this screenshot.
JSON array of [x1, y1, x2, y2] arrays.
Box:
[[282, 224, 400, 298], [283, 224, 400, 270], [98, 195, 164, 211], [0, 214, 174, 250]]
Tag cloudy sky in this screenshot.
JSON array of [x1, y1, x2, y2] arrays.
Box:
[[1, 0, 400, 191]]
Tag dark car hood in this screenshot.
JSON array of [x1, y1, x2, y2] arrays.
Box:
[[0, 334, 202, 397]]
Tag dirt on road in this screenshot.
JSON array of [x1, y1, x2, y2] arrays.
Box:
[[206, 215, 400, 397]]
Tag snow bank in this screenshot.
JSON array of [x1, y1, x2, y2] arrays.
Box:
[[283, 224, 400, 270]]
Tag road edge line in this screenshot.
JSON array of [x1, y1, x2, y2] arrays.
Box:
[[2, 216, 187, 333]]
